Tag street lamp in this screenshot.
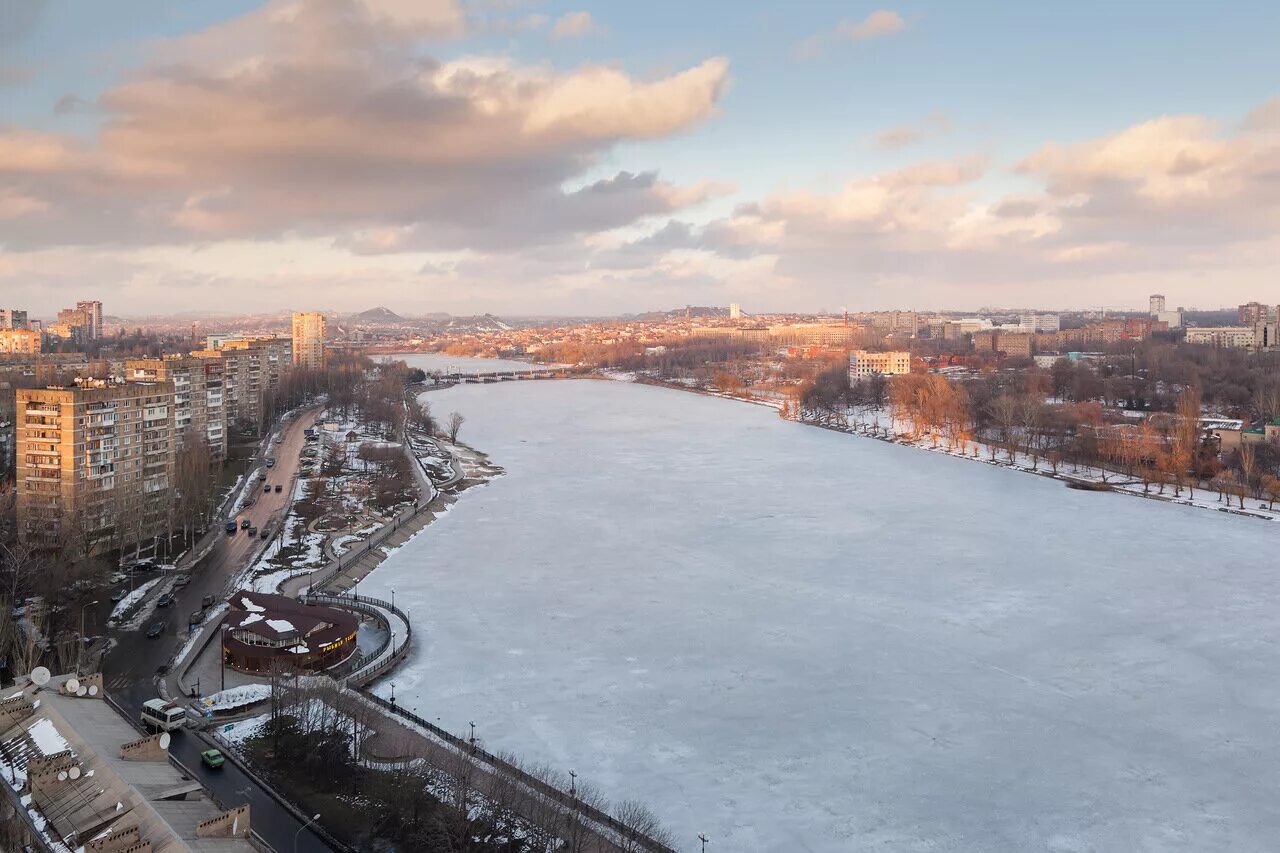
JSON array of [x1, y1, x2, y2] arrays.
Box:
[[294, 813, 320, 853], [77, 600, 99, 673], [390, 587, 395, 612], [698, 833, 710, 853], [568, 770, 577, 799], [468, 721, 476, 753]]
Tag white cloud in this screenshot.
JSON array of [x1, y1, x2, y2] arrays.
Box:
[[839, 10, 907, 41], [551, 11, 602, 39]]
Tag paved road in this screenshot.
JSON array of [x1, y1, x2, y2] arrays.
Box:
[[103, 405, 334, 853]]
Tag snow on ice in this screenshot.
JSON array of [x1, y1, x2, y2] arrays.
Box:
[[364, 378, 1280, 853]]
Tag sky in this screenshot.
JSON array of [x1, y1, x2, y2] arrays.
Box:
[[2, 1, 1279, 318]]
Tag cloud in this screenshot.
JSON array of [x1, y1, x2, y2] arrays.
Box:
[[874, 111, 951, 149], [798, 9, 908, 58], [0, 0, 730, 251], [839, 10, 907, 41], [551, 11, 602, 39]]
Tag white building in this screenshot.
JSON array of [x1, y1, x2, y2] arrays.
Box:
[[1185, 327, 1253, 348], [729, 303, 742, 320], [848, 350, 911, 380], [1156, 309, 1184, 329], [1149, 294, 1166, 314], [1018, 313, 1060, 333]]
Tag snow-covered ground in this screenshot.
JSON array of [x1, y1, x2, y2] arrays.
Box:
[[200, 684, 271, 711], [364, 379, 1280, 853]]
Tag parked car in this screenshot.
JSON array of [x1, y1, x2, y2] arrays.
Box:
[[247, 526, 258, 537], [275, 484, 283, 493], [201, 749, 226, 769], [225, 520, 237, 534], [172, 575, 191, 589], [241, 518, 251, 529], [258, 471, 268, 481], [145, 621, 166, 638], [110, 588, 127, 603], [264, 483, 272, 493], [265, 458, 275, 468], [157, 593, 174, 608], [259, 528, 270, 539], [200, 594, 216, 609]]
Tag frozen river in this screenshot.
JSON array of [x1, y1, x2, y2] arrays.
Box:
[[366, 379, 1280, 852], [394, 352, 557, 374]]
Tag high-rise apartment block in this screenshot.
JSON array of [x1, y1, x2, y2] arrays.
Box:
[[0, 329, 41, 354], [848, 350, 912, 380], [192, 335, 291, 430], [729, 303, 742, 320], [292, 312, 326, 369], [126, 356, 227, 462], [0, 309, 28, 330], [1149, 294, 1166, 315], [1239, 302, 1270, 326], [16, 380, 176, 553], [77, 300, 103, 339]]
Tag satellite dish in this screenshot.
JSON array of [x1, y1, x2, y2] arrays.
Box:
[[68, 766, 81, 780], [30, 666, 50, 687], [65, 677, 80, 694], [76, 686, 87, 697], [88, 685, 98, 697], [158, 732, 171, 750], [57, 771, 67, 781]]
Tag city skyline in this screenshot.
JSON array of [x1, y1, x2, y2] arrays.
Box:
[[3, 1, 1279, 316]]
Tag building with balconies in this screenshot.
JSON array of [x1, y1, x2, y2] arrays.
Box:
[[16, 380, 177, 555], [126, 355, 228, 463]]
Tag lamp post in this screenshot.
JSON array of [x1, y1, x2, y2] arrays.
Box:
[[77, 600, 99, 673], [568, 770, 577, 799], [699, 833, 710, 853], [390, 587, 395, 612], [294, 813, 320, 853], [468, 721, 476, 753], [220, 624, 227, 691]]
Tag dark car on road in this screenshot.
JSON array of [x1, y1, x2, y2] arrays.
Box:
[[146, 621, 166, 638], [264, 483, 272, 493], [275, 484, 283, 493], [265, 457, 275, 468], [225, 520, 236, 534], [259, 527, 270, 539], [200, 594, 216, 609], [110, 588, 127, 602], [247, 526, 258, 537], [173, 575, 190, 589], [241, 518, 251, 529], [157, 593, 174, 607]]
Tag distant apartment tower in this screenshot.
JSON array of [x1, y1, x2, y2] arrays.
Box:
[[0, 329, 41, 354], [126, 356, 227, 462], [1252, 306, 1280, 351], [0, 309, 28, 330], [1018, 313, 1060, 333], [729, 303, 742, 320], [1239, 302, 1270, 326], [16, 380, 176, 554], [77, 300, 104, 339], [1149, 294, 1166, 315], [292, 312, 327, 369], [848, 350, 911, 380]]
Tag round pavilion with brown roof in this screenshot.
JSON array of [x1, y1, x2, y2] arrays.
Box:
[[221, 590, 359, 673]]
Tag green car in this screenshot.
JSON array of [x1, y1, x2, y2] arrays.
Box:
[[200, 749, 225, 769]]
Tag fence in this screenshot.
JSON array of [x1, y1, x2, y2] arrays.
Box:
[[302, 592, 413, 686], [359, 691, 680, 853]]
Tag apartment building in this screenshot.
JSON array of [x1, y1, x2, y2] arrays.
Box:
[[1253, 308, 1280, 351], [125, 355, 227, 462], [1239, 302, 1270, 326], [1185, 327, 1254, 348], [77, 300, 103, 339], [848, 350, 911, 380], [16, 380, 176, 554], [0, 309, 28, 329], [292, 311, 327, 369], [974, 330, 1034, 357], [0, 329, 41, 354], [192, 336, 290, 430]]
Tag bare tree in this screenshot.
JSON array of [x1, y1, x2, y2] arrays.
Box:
[[447, 412, 465, 443], [613, 799, 676, 853]]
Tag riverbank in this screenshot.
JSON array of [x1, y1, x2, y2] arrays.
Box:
[[626, 371, 1279, 525]]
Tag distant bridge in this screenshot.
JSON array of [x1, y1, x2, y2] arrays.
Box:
[[426, 368, 579, 384]]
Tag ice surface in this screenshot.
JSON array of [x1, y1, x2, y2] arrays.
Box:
[[365, 380, 1280, 852]]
